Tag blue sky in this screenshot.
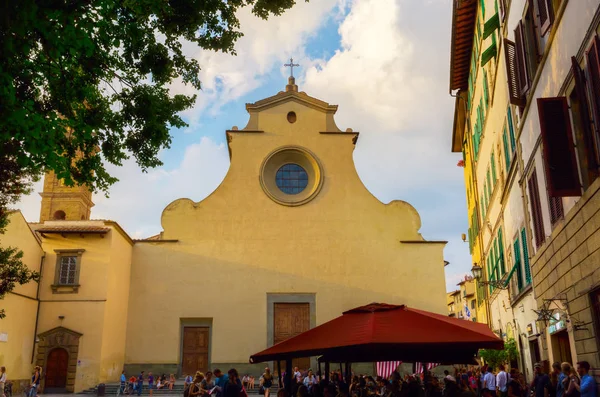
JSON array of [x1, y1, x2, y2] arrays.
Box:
[[16, 0, 472, 292]]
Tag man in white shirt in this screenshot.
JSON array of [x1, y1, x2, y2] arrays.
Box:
[[293, 367, 302, 384], [483, 366, 497, 397], [496, 365, 508, 397]]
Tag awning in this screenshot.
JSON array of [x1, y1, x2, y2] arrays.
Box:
[[250, 303, 503, 365]]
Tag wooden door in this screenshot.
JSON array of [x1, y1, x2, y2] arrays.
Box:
[[45, 348, 69, 388], [554, 331, 572, 364], [182, 327, 209, 375], [274, 303, 310, 371]]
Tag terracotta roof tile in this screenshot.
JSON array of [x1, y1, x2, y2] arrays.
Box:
[[36, 226, 110, 234]]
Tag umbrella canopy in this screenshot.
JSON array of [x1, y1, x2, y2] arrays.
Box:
[[250, 303, 503, 364]]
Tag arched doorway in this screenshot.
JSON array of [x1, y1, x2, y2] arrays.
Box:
[[45, 348, 69, 390]]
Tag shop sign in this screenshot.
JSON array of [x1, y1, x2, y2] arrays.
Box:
[[549, 312, 566, 334]]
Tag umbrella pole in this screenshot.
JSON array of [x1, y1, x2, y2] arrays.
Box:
[[325, 362, 330, 382], [339, 363, 343, 378], [277, 360, 282, 388], [318, 361, 322, 381], [285, 358, 292, 393]]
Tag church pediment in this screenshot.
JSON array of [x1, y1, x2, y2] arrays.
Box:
[[245, 77, 338, 115]]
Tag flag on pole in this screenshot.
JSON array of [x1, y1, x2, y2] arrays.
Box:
[[464, 304, 471, 320], [415, 363, 441, 374], [377, 361, 402, 378]]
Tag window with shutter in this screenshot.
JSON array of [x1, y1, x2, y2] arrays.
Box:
[[503, 127, 511, 171], [480, 0, 485, 18], [521, 228, 532, 284], [514, 238, 523, 291], [498, 228, 505, 275], [537, 0, 554, 36], [528, 169, 546, 248], [548, 196, 564, 226], [498, 0, 506, 22], [537, 97, 581, 197], [508, 106, 516, 150], [570, 56, 598, 189], [491, 151, 497, 181], [586, 37, 600, 150], [483, 70, 490, 107], [504, 39, 524, 106], [515, 21, 530, 98]]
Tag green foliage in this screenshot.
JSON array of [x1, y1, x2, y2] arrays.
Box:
[[0, 0, 302, 317], [0, 246, 41, 319], [479, 338, 519, 369]]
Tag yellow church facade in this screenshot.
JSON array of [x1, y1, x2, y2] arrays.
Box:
[[1, 79, 447, 393]]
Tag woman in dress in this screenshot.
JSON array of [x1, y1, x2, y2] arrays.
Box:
[[201, 372, 216, 397], [169, 374, 176, 390], [261, 368, 274, 397]]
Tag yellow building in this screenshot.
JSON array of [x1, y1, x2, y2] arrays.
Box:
[[1, 77, 448, 392], [446, 276, 477, 321]]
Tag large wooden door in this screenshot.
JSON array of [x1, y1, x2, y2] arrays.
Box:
[[45, 348, 69, 388], [274, 303, 310, 371], [182, 327, 209, 375]]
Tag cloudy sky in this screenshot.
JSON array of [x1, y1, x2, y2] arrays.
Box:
[[15, 0, 471, 292]]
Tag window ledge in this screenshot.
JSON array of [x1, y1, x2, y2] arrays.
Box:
[[51, 284, 80, 294], [510, 283, 532, 306]]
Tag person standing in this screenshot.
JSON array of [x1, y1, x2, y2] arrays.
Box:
[[148, 372, 154, 397], [0, 367, 6, 397], [223, 369, 242, 397], [261, 368, 274, 397], [119, 370, 127, 396], [573, 361, 596, 397], [531, 364, 550, 397], [496, 365, 508, 397], [137, 371, 145, 397], [29, 366, 41, 397], [483, 367, 496, 397]]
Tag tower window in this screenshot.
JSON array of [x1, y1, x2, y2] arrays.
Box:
[[53, 210, 66, 220], [275, 164, 308, 194]]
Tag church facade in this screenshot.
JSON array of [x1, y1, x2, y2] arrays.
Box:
[[1, 79, 447, 393]]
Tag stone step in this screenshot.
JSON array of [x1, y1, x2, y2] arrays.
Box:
[[79, 385, 276, 395]]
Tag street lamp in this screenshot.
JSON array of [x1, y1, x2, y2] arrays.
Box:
[[471, 263, 509, 290]]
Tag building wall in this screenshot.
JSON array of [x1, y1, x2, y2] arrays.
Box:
[[0, 212, 43, 389], [125, 92, 447, 371], [34, 222, 132, 392]]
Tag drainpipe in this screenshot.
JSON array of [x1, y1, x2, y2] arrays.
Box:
[[31, 252, 46, 364]]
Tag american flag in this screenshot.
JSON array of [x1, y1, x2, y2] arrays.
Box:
[[376, 361, 402, 378], [415, 363, 441, 373]]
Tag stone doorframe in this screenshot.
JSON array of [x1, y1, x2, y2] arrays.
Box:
[[266, 293, 316, 371], [37, 326, 82, 393]]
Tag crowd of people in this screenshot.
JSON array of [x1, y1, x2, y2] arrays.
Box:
[[119, 371, 177, 396], [181, 361, 598, 397]]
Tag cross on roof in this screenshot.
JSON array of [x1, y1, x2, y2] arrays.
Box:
[[284, 57, 300, 78]]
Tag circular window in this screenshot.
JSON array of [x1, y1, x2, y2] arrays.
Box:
[[260, 146, 324, 206], [276, 164, 309, 194]]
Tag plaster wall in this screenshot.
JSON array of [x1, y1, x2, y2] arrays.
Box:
[[0, 212, 43, 385], [125, 93, 446, 368]]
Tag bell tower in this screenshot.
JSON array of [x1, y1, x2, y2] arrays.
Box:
[[39, 172, 94, 222]]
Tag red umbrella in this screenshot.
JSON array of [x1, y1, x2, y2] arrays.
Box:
[[250, 303, 502, 364]]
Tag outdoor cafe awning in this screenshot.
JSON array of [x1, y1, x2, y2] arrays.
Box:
[[250, 303, 503, 365]]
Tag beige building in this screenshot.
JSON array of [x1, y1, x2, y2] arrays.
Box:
[[447, 276, 477, 321], [0, 78, 448, 392]]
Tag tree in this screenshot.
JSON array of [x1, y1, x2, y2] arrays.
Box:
[[0, 0, 302, 316], [479, 338, 519, 369]]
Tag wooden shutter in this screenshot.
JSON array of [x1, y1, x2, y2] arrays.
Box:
[[504, 39, 525, 106], [537, 97, 582, 197], [503, 127, 511, 171], [571, 56, 598, 182], [514, 238, 523, 291], [549, 196, 564, 226], [515, 21, 531, 97], [521, 228, 532, 284], [587, 37, 600, 141], [499, 0, 506, 22], [498, 228, 505, 275], [537, 0, 554, 36], [528, 169, 546, 248]]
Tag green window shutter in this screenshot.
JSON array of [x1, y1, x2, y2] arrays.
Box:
[[521, 228, 532, 284], [508, 106, 516, 151], [493, 239, 499, 279], [491, 151, 497, 182], [468, 75, 473, 110], [498, 228, 505, 275], [483, 12, 500, 39], [503, 126, 511, 171], [483, 70, 489, 107], [514, 238, 523, 291], [481, 196, 486, 220], [481, 33, 498, 67], [480, 0, 486, 18]]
